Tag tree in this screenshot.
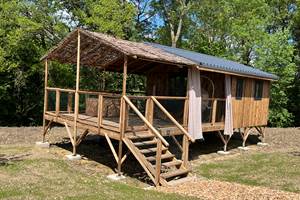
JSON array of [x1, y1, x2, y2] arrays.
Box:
[[129, 0, 156, 41], [190, 0, 270, 64], [254, 30, 296, 127], [0, 0, 69, 125], [59, 0, 136, 39], [151, 0, 193, 47]]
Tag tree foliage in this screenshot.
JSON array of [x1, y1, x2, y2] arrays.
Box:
[[0, 0, 299, 127]]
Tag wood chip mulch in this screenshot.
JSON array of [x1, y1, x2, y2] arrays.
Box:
[[157, 178, 300, 200]]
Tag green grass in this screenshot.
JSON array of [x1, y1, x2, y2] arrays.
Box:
[[195, 152, 300, 193], [0, 153, 199, 200]]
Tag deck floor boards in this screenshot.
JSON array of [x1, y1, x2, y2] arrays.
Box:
[[45, 111, 225, 139]]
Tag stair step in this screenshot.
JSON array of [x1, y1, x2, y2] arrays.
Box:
[[146, 153, 174, 162], [140, 146, 168, 154], [133, 140, 157, 147], [162, 160, 182, 168], [161, 169, 189, 179], [126, 134, 154, 140]]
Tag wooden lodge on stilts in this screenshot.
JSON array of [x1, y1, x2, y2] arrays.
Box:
[[40, 28, 277, 186]]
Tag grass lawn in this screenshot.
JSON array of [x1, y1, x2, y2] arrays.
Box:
[[0, 145, 198, 200], [195, 152, 300, 193]]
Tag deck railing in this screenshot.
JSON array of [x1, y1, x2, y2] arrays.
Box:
[[45, 87, 226, 132]]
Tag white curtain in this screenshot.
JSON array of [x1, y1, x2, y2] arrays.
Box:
[[188, 67, 203, 140], [224, 75, 233, 135]]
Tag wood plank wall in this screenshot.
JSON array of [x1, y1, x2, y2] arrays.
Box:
[[145, 66, 271, 129], [231, 76, 270, 128]]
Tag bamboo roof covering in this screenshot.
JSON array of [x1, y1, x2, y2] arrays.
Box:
[[41, 29, 197, 70]]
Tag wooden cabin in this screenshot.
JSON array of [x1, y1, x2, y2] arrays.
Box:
[[40, 29, 277, 186]]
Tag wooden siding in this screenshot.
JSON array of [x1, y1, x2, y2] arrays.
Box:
[[231, 76, 270, 128]]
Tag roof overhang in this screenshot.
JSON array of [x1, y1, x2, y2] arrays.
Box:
[[41, 28, 197, 69]]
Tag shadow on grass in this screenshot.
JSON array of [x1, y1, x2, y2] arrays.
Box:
[[53, 131, 262, 185], [189, 132, 261, 160], [54, 135, 153, 185]]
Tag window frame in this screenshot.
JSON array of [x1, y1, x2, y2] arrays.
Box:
[[235, 78, 244, 100], [254, 80, 264, 100]]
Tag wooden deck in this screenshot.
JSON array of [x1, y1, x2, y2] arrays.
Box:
[[45, 111, 224, 140]]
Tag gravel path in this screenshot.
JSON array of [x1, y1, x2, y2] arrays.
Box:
[[156, 128, 300, 200], [157, 178, 300, 200]]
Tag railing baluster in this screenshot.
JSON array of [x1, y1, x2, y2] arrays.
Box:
[[55, 89, 60, 116], [211, 99, 217, 125], [97, 94, 103, 132], [67, 92, 73, 113], [45, 89, 48, 113]]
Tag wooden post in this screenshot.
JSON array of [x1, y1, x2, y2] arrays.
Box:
[[145, 97, 154, 126], [211, 99, 217, 125], [67, 92, 73, 113], [255, 126, 266, 143], [260, 127, 266, 143], [182, 135, 189, 168], [218, 131, 231, 152], [55, 89, 60, 116], [155, 139, 162, 186], [97, 94, 103, 133], [183, 98, 188, 127], [117, 55, 128, 176], [240, 127, 250, 147], [73, 30, 81, 156], [42, 59, 48, 143]]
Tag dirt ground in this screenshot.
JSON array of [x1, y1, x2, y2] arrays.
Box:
[[0, 126, 300, 200]]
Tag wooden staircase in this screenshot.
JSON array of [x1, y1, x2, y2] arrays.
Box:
[[121, 96, 195, 186], [123, 133, 190, 186]]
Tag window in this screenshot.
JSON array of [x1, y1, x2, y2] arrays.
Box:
[[254, 80, 264, 100], [236, 79, 244, 100]]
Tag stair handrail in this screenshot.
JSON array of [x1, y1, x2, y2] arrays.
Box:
[[123, 96, 169, 147], [150, 96, 195, 143]]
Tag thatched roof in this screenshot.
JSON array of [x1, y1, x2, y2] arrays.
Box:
[[41, 29, 197, 70], [41, 28, 277, 80]]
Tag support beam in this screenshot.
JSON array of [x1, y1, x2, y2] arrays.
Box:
[[217, 131, 231, 152], [43, 119, 53, 138], [122, 56, 128, 96], [42, 59, 49, 143], [65, 122, 75, 146], [121, 151, 131, 165], [104, 133, 119, 163], [255, 126, 266, 143], [75, 129, 89, 147], [73, 30, 81, 156], [239, 127, 251, 147], [171, 135, 183, 152], [117, 55, 128, 176]]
